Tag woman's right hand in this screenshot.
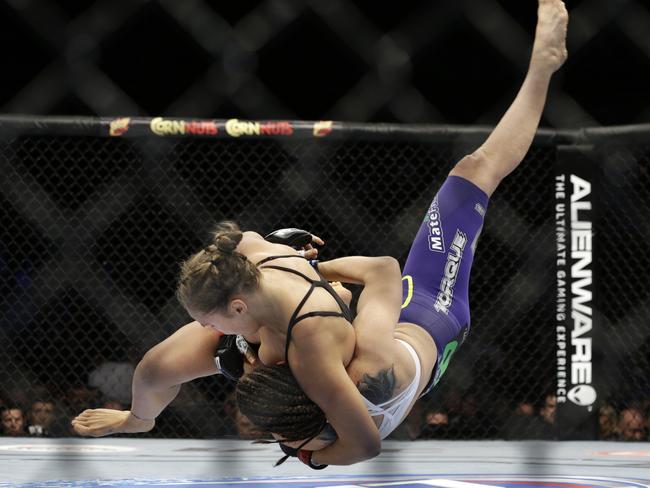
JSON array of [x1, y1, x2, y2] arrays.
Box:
[[72, 409, 155, 437]]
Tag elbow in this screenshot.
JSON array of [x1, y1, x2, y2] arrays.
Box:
[[135, 351, 165, 388], [386, 256, 400, 273], [358, 429, 381, 459], [377, 256, 400, 274], [361, 439, 381, 460], [382, 256, 402, 280], [365, 256, 401, 284]]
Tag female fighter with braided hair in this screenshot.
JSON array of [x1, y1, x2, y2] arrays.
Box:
[[73, 0, 568, 468]]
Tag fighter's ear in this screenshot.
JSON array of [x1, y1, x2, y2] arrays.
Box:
[[229, 298, 248, 315]]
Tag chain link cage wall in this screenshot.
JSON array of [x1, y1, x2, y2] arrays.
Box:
[[592, 136, 650, 440], [0, 118, 648, 442]]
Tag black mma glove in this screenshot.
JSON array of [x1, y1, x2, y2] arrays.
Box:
[[215, 334, 256, 381], [264, 228, 313, 249]]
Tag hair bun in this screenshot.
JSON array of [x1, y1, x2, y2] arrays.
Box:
[[204, 244, 219, 254], [215, 234, 240, 253], [211, 221, 244, 254]]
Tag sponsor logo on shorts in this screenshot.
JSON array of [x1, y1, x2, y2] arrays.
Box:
[[150, 117, 218, 136], [434, 230, 467, 314], [109, 117, 130, 136], [474, 202, 486, 217], [225, 119, 293, 137], [426, 196, 445, 253], [313, 120, 333, 137]]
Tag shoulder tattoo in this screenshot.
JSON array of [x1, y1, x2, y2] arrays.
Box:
[[357, 366, 396, 405]]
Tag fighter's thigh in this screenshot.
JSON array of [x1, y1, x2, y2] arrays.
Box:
[[400, 175, 488, 321]]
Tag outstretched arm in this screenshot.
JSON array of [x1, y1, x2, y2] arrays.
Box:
[[72, 322, 222, 437], [451, 0, 568, 197]]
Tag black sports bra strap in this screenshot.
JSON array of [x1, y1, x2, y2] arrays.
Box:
[[314, 282, 353, 319], [256, 254, 306, 266], [283, 311, 347, 360], [284, 285, 317, 358], [253, 254, 353, 362], [258, 264, 316, 283]]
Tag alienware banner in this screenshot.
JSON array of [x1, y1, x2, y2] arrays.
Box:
[[555, 146, 599, 439]]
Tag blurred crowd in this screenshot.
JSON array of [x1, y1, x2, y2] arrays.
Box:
[[0, 384, 124, 438], [2, 377, 649, 442], [398, 392, 650, 442]]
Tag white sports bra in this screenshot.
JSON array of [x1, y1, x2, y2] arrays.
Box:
[[361, 339, 421, 439]]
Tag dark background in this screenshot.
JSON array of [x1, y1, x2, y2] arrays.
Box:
[[1, 0, 649, 126]]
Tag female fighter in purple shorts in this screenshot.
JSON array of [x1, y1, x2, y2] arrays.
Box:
[[73, 0, 568, 469]]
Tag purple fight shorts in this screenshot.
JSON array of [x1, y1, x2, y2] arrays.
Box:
[[398, 175, 489, 396]]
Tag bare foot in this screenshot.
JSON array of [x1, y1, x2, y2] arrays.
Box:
[[531, 0, 569, 74], [72, 409, 155, 437]]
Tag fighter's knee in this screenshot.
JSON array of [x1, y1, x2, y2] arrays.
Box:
[[449, 150, 501, 197]]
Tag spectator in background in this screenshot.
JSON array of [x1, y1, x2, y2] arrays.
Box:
[[539, 393, 556, 426], [453, 392, 486, 439], [501, 401, 539, 440], [598, 405, 618, 440], [516, 401, 536, 417], [618, 408, 646, 441], [26, 400, 58, 436], [501, 394, 556, 440], [417, 398, 450, 439], [418, 407, 451, 439], [426, 409, 449, 426], [532, 393, 556, 440], [1, 406, 26, 436]]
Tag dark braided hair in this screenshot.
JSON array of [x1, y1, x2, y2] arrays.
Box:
[[176, 221, 260, 314], [236, 363, 326, 443]]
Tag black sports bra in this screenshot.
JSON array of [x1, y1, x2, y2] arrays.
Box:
[[255, 255, 353, 361]]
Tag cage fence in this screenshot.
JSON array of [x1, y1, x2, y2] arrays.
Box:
[[0, 117, 648, 442]]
